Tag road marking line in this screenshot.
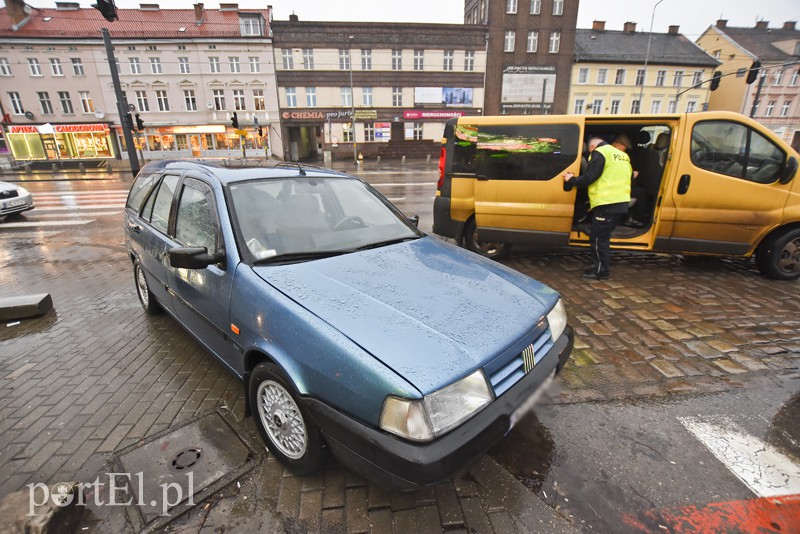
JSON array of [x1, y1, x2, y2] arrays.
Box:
[[0, 220, 93, 228], [678, 416, 800, 498], [33, 204, 124, 211], [30, 211, 121, 218], [386, 197, 406, 202], [33, 189, 130, 195]]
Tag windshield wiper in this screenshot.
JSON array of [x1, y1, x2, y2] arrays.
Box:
[[253, 250, 348, 265], [353, 236, 421, 251]]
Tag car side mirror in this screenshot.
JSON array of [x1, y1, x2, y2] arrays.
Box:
[[409, 215, 419, 228], [779, 156, 798, 185], [170, 247, 224, 269]]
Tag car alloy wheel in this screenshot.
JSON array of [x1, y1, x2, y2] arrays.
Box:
[[463, 217, 511, 259], [133, 259, 160, 314], [256, 379, 308, 459]]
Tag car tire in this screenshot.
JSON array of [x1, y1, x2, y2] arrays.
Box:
[[757, 228, 800, 280], [133, 259, 161, 314], [249, 362, 325, 474], [463, 217, 511, 260]]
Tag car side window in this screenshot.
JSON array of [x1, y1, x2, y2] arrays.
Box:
[[126, 171, 160, 212], [175, 179, 219, 252], [691, 121, 785, 184], [148, 174, 179, 234]]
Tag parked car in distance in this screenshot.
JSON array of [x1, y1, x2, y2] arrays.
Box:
[[123, 160, 573, 491], [0, 181, 34, 218]]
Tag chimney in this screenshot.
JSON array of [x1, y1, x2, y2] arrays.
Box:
[[668, 25, 680, 35], [716, 19, 727, 28], [55, 1, 80, 9], [783, 21, 796, 31], [592, 20, 606, 31], [755, 20, 769, 30], [194, 3, 205, 24], [219, 3, 239, 11], [140, 3, 160, 10], [623, 21, 637, 33], [289, 13, 299, 23], [5, 0, 30, 27]]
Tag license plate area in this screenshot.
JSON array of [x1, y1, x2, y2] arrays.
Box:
[[508, 369, 556, 430]]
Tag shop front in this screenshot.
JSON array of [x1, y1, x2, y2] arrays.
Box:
[[117, 124, 271, 160], [5, 123, 116, 161]]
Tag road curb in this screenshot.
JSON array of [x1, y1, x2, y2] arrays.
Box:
[[0, 294, 53, 322]]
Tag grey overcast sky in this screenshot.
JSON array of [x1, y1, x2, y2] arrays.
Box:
[[16, 0, 800, 41]]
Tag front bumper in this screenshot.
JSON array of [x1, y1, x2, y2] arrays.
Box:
[[0, 193, 34, 217], [305, 326, 573, 491]]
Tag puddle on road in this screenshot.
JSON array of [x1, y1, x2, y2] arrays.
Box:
[[488, 411, 555, 493]]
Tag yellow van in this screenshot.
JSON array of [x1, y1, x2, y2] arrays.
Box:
[[433, 112, 800, 280]]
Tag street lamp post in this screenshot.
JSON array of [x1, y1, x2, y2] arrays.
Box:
[[348, 35, 357, 166], [638, 0, 666, 113]]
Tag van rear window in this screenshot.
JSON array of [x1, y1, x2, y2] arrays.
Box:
[[452, 123, 580, 181]]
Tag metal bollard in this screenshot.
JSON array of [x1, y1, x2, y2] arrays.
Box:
[[401, 155, 406, 165], [376, 156, 381, 165], [426, 154, 431, 164], [52, 163, 58, 172], [79, 163, 86, 173]]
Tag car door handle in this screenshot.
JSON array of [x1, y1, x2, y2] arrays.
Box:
[[677, 174, 691, 195], [129, 223, 142, 233], [476, 174, 489, 181]]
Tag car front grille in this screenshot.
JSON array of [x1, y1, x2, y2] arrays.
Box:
[[484, 326, 553, 397], [0, 190, 19, 199]]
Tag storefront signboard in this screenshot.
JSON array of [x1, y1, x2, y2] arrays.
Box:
[[403, 110, 466, 120]]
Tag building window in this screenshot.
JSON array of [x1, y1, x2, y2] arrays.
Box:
[[0, 58, 11, 76], [578, 68, 588, 84], [504, 31, 516, 52], [342, 123, 353, 143], [549, 32, 561, 53], [285, 87, 297, 107], [667, 100, 677, 113], [443, 50, 454, 71], [233, 89, 245, 110], [249, 57, 260, 73], [650, 99, 661, 113], [38, 92, 53, 114], [339, 49, 351, 70], [365, 123, 375, 142], [155, 90, 169, 112], [591, 98, 604, 113], [790, 70, 799, 86], [712, 50, 721, 59], [253, 89, 265, 111], [135, 90, 149, 112], [765, 100, 776, 117], [530, 0, 541, 14], [179, 57, 190, 74], [9, 92, 24, 114], [597, 68, 607, 84], [408, 122, 423, 141], [573, 98, 584, 114], [631, 99, 640, 113], [50, 58, 63, 76], [184, 90, 197, 111], [72, 59, 84, 76], [127, 57, 140, 75], [392, 87, 402, 107], [209, 57, 220, 73], [305, 87, 316, 107], [146, 45, 157, 51], [28, 58, 41, 76], [301, 49, 314, 70], [615, 68, 625, 85], [506, 0, 517, 14], [150, 57, 162, 74], [213, 89, 225, 110], [635, 69, 645, 86], [362, 87, 373, 106], [465, 50, 475, 71], [553, 0, 564, 15], [781, 100, 792, 117], [229, 57, 240, 73], [610, 99, 621, 114], [177, 45, 186, 50], [686, 101, 697, 113], [692, 71, 703, 87], [392, 49, 402, 70], [240, 15, 262, 36], [58, 91, 73, 114], [414, 50, 424, 70], [282, 49, 294, 70], [341, 87, 352, 106], [79, 91, 94, 113], [656, 70, 666, 86], [527, 31, 538, 53], [362, 49, 372, 70], [774, 70, 784, 86], [673, 70, 683, 87]]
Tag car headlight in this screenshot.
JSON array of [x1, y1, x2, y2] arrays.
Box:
[[380, 369, 493, 441], [546, 298, 567, 341], [15, 185, 29, 196]]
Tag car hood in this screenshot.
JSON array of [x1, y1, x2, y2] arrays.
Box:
[[253, 237, 559, 394]]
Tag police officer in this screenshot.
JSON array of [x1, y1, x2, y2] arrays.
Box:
[[562, 136, 632, 280]]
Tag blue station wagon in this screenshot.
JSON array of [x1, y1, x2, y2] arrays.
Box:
[[123, 160, 573, 490]]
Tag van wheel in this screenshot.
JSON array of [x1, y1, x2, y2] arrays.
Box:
[[463, 218, 511, 259], [758, 228, 800, 280]]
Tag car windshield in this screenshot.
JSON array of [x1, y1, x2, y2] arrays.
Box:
[[229, 177, 421, 263]]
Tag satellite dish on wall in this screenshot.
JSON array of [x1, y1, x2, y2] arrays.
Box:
[[206, 103, 214, 109], [95, 110, 105, 119], [24, 111, 35, 120]]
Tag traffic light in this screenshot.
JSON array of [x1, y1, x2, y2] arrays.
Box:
[[746, 60, 761, 85], [231, 112, 239, 129], [135, 113, 144, 131], [92, 0, 118, 22], [710, 71, 722, 91], [258, 126, 263, 137], [122, 112, 133, 131]]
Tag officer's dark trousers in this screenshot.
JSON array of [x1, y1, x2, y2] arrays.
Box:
[[589, 205, 624, 276]]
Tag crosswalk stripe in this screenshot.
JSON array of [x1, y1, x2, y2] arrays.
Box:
[[34, 204, 124, 211], [0, 220, 93, 228], [33, 189, 130, 196], [370, 182, 437, 187], [31, 211, 121, 218]]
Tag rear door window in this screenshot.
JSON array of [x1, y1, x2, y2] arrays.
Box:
[[145, 174, 179, 234]]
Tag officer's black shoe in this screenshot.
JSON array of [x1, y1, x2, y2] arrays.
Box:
[[582, 270, 609, 280]]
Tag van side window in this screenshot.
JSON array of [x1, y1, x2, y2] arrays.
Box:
[[691, 121, 785, 184], [452, 123, 580, 181]]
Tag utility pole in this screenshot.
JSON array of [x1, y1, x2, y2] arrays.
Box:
[[101, 28, 139, 177], [348, 35, 357, 166]]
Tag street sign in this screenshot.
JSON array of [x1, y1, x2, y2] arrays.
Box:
[[235, 129, 247, 136]]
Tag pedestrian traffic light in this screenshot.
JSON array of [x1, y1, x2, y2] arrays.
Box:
[[231, 112, 239, 129], [746, 60, 761, 85], [135, 114, 145, 131], [709, 71, 722, 91], [92, 0, 118, 22], [122, 112, 134, 131]]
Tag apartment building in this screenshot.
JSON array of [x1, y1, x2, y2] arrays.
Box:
[[696, 20, 800, 149], [569, 21, 718, 117], [0, 1, 280, 163]]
